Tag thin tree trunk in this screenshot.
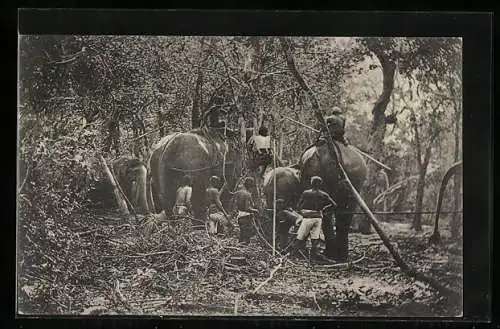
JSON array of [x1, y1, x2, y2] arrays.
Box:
[[362, 52, 396, 233], [413, 169, 426, 231], [192, 67, 203, 129]]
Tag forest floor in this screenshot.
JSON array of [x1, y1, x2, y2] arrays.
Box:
[[18, 210, 463, 317]]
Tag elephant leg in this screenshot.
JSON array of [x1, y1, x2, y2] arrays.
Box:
[[153, 183, 164, 214], [321, 210, 336, 259], [334, 199, 356, 262]]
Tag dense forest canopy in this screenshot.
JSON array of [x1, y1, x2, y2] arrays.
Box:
[[18, 35, 462, 225]]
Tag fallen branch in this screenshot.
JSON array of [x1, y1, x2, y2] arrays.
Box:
[[316, 252, 367, 269], [100, 156, 129, 216], [252, 259, 285, 294]]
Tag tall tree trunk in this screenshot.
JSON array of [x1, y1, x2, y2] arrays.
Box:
[[362, 52, 396, 234], [413, 143, 432, 231], [191, 67, 203, 129], [156, 98, 166, 137]]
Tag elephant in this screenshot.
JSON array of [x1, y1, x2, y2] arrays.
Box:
[[147, 133, 180, 214], [261, 166, 302, 248], [262, 166, 301, 210], [299, 140, 368, 262], [148, 127, 248, 221], [111, 156, 149, 215]]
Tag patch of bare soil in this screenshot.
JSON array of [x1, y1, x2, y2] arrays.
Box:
[[17, 212, 462, 317]]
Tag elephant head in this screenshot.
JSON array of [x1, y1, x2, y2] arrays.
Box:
[[112, 156, 149, 215]]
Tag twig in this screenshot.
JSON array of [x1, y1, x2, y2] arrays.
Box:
[[251, 257, 285, 294]]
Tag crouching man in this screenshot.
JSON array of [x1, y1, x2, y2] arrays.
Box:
[[292, 176, 338, 262]]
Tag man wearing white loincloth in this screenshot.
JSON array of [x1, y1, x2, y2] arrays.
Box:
[[293, 176, 338, 261], [172, 175, 193, 216]]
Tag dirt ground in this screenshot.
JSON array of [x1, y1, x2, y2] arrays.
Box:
[[17, 211, 462, 317]]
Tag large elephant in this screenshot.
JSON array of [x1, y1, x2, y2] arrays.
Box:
[[112, 156, 149, 215], [148, 127, 245, 220], [299, 140, 368, 261]]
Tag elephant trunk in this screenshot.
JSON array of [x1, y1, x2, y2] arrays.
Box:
[[134, 165, 150, 215]]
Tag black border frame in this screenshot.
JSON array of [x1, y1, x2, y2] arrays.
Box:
[[10, 8, 493, 329]]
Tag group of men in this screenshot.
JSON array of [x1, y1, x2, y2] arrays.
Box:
[[172, 172, 339, 263]]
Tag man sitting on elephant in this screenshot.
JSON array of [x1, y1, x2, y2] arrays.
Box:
[[205, 176, 232, 236], [172, 175, 193, 216], [292, 176, 338, 261], [247, 126, 273, 174], [232, 177, 259, 244], [316, 107, 349, 146]]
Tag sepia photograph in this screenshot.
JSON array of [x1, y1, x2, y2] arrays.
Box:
[[17, 35, 463, 317]]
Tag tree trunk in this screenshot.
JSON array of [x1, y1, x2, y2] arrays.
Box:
[[429, 161, 462, 244], [413, 143, 432, 231], [413, 169, 426, 231], [157, 99, 165, 137], [191, 67, 203, 129], [362, 52, 396, 233]]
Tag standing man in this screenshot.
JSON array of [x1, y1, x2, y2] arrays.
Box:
[[292, 176, 338, 261], [232, 177, 259, 244], [205, 176, 232, 236], [172, 175, 193, 216]]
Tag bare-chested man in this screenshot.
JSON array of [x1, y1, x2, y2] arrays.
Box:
[[172, 175, 192, 216], [232, 177, 259, 244], [205, 176, 232, 235], [293, 176, 337, 261]]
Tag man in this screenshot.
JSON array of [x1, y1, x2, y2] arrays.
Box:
[[172, 175, 193, 216], [247, 126, 273, 174], [275, 198, 303, 251], [205, 176, 232, 236], [232, 177, 259, 244], [292, 176, 338, 261], [317, 107, 349, 146]]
